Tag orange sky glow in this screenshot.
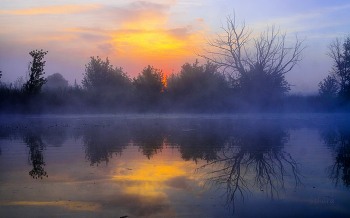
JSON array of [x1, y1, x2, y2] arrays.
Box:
[[1, 0, 350, 93]]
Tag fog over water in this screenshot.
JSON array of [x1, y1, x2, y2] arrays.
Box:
[[0, 114, 350, 217]]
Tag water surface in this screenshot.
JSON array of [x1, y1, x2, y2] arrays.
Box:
[[0, 114, 350, 217]]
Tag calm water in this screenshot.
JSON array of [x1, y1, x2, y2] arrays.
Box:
[[0, 114, 350, 218]]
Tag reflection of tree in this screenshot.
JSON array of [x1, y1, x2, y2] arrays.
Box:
[[168, 121, 228, 163], [43, 127, 66, 147], [132, 123, 165, 159], [320, 122, 350, 187], [82, 125, 130, 166], [24, 134, 48, 179], [198, 123, 301, 213]]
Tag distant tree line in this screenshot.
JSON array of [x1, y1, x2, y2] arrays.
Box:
[[0, 16, 350, 113]]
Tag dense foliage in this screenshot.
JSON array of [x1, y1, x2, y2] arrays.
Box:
[[167, 60, 229, 110], [82, 56, 132, 94]]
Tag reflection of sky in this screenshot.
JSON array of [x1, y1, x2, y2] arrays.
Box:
[[1, 0, 350, 93], [0, 139, 208, 217], [1, 116, 350, 217]]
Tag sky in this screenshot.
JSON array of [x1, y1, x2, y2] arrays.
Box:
[[0, 0, 350, 94]]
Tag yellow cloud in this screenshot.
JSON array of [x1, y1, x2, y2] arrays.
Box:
[[0, 4, 100, 15], [121, 11, 168, 30], [113, 30, 188, 57]]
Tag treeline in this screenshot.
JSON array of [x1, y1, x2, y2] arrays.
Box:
[[1, 15, 350, 113], [0, 54, 349, 113], [1, 30, 350, 113]]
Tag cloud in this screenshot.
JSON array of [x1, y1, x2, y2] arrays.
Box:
[[166, 27, 192, 40], [195, 17, 210, 31], [97, 43, 125, 56], [62, 25, 200, 59], [129, 1, 172, 11], [253, 3, 350, 33], [0, 1, 207, 79], [77, 33, 110, 42], [0, 1, 206, 59], [0, 4, 101, 15], [98, 1, 173, 29]]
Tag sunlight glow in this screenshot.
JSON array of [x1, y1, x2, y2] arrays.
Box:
[[112, 31, 192, 58], [111, 153, 199, 198], [0, 4, 101, 15]]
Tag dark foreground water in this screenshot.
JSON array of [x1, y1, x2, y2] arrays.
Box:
[[0, 114, 350, 218]]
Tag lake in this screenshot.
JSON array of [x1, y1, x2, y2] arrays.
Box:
[[0, 114, 350, 218]]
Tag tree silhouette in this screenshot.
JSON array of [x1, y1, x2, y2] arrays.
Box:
[[132, 128, 165, 159], [318, 75, 339, 109], [318, 75, 339, 98], [23, 49, 48, 94], [327, 36, 350, 101], [133, 65, 165, 93], [24, 134, 48, 179], [197, 123, 301, 213], [82, 56, 132, 94], [198, 14, 305, 105], [44, 73, 69, 89], [133, 65, 165, 110], [320, 122, 350, 187], [82, 124, 131, 166], [166, 119, 228, 163], [167, 60, 229, 111]]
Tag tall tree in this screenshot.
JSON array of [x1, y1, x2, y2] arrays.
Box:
[[23, 49, 48, 94], [197, 14, 305, 103], [133, 66, 165, 110], [327, 36, 350, 100]]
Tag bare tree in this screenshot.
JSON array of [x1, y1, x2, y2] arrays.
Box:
[[197, 14, 306, 100], [197, 124, 302, 214], [327, 36, 350, 99]]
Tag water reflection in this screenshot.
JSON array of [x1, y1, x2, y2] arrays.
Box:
[[24, 134, 48, 179], [131, 123, 165, 159], [197, 123, 301, 213], [1, 115, 350, 217], [169, 121, 228, 163], [82, 124, 130, 166], [320, 121, 350, 187]]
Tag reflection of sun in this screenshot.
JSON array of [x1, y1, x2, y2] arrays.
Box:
[[114, 162, 187, 182], [112, 157, 197, 198]]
